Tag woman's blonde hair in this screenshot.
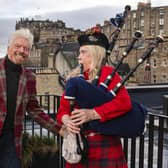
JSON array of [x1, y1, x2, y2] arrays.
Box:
[[67, 45, 106, 81]]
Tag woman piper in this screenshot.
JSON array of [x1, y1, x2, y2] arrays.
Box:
[[57, 27, 132, 168]]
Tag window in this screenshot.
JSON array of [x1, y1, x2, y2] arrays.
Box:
[[151, 29, 155, 36], [164, 46, 168, 52], [159, 8, 165, 16], [151, 21, 155, 27], [140, 19, 144, 27], [162, 74, 167, 81], [140, 26, 144, 33], [153, 59, 157, 67], [159, 29, 164, 35], [133, 21, 136, 28], [159, 25, 164, 29], [162, 59, 167, 66], [153, 74, 156, 83], [133, 12, 136, 18], [141, 10, 144, 17], [159, 18, 164, 25]]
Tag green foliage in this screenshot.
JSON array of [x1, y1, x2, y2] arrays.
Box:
[[22, 132, 58, 168]]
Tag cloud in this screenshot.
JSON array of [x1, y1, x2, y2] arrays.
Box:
[[1, 0, 168, 18], [0, 0, 139, 18], [43, 6, 121, 30], [0, 5, 120, 56], [0, 18, 16, 41]]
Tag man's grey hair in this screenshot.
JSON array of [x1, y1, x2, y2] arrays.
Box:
[[8, 28, 34, 49]]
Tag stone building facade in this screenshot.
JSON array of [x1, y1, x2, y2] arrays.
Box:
[[14, 2, 168, 95], [102, 2, 168, 85]]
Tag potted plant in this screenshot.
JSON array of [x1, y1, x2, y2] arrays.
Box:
[[22, 132, 59, 168]]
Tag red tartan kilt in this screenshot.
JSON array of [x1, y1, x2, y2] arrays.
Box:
[[65, 131, 128, 168]]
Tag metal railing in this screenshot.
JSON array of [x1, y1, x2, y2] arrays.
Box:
[[24, 94, 61, 138], [123, 112, 168, 168], [24, 94, 168, 168]]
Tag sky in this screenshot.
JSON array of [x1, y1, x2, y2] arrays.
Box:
[[0, 0, 168, 56], [0, 0, 168, 18]]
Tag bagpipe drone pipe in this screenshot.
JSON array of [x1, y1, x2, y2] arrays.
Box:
[[64, 35, 164, 138]]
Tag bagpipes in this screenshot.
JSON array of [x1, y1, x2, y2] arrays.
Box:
[[61, 5, 164, 164], [65, 35, 164, 138]]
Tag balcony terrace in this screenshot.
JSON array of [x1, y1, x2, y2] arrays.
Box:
[[24, 84, 168, 168]]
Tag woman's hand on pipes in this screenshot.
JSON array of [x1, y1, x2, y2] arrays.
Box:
[[70, 108, 101, 125], [62, 115, 80, 135]]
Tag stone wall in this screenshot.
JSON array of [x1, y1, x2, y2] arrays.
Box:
[[36, 69, 64, 96]]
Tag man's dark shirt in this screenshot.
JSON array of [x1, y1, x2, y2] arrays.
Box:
[[2, 56, 21, 134]]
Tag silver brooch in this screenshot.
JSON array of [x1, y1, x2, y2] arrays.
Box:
[[88, 35, 98, 42]]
